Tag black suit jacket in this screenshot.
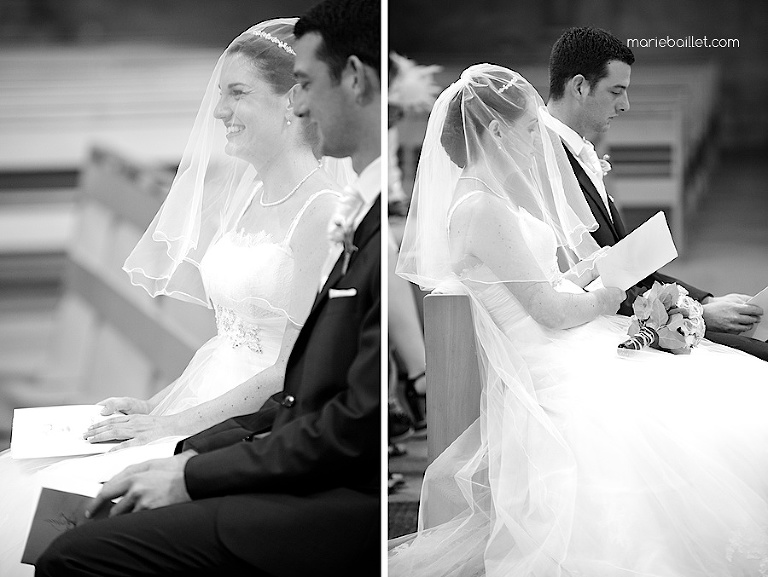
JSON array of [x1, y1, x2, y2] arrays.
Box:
[[563, 147, 768, 360], [177, 195, 382, 570], [562, 147, 711, 314]]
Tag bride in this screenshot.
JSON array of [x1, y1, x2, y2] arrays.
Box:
[[391, 64, 768, 576], [0, 18, 349, 575]]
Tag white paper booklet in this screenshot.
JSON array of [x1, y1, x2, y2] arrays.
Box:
[[596, 211, 678, 291], [742, 286, 768, 341], [11, 405, 119, 459]]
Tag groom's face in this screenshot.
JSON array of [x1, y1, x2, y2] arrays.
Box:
[[293, 32, 357, 159], [581, 60, 631, 134]]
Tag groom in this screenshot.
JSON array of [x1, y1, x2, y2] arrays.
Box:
[[542, 26, 768, 361], [36, 1, 382, 575]]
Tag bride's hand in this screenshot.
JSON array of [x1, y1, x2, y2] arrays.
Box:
[[97, 397, 151, 416], [595, 287, 626, 315], [83, 414, 178, 449]]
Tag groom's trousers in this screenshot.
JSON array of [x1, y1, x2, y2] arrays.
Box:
[[36, 487, 378, 577]]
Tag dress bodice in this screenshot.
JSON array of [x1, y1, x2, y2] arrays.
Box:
[[198, 189, 335, 353], [201, 229, 294, 323]]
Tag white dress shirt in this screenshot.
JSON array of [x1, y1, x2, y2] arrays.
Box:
[[319, 156, 381, 289], [540, 109, 613, 222]]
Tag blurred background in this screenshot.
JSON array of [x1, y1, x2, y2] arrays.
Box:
[[0, 0, 319, 450], [388, 0, 768, 537]]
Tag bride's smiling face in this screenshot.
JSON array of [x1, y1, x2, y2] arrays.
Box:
[[214, 54, 288, 166]]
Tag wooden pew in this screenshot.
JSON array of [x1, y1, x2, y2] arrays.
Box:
[[423, 293, 481, 465], [0, 147, 215, 443]]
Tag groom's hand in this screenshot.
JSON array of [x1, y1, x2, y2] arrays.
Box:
[[86, 450, 197, 518], [702, 294, 763, 334]]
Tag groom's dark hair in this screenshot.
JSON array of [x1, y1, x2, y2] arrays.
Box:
[[295, 0, 381, 83], [548, 27, 634, 101]]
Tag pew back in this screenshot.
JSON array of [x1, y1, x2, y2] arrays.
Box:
[[423, 293, 482, 465]]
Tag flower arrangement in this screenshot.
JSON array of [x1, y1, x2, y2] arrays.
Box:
[[328, 187, 365, 275], [600, 154, 612, 176], [618, 282, 706, 355]]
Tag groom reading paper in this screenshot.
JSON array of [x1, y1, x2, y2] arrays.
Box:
[[542, 26, 767, 361], [35, 1, 382, 575]]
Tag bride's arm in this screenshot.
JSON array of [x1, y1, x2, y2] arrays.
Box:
[[87, 324, 301, 444], [96, 381, 183, 416], [454, 194, 624, 330], [166, 323, 302, 436]]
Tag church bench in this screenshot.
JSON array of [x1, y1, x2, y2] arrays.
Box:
[[423, 292, 481, 465]]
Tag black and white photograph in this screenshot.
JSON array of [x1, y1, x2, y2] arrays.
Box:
[[0, 1, 381, 575], [388, 1, 768, 575]]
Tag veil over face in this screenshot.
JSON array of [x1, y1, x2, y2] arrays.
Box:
[[123, 18, 353, 309], [396, 63, 601, 290]]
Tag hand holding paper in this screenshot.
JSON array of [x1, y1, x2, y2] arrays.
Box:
[[596, 212, 678, 290], [742, 286, 768, 341]]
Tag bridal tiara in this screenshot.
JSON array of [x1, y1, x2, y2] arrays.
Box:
[[248, 30, 296, 56], [498, 78, 516, 94]]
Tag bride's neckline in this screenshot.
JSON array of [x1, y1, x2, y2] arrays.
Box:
[[458, 175, 493, 190]]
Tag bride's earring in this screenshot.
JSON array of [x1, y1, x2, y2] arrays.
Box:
[[285, 96, 294, 127]]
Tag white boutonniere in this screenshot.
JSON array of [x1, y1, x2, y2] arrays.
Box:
[[328, 186, 365, 275], [600, 154, 612, 176]]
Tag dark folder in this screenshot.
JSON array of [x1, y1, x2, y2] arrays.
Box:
[[22, 487, 112, 565]]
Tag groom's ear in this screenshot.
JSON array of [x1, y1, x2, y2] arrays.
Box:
[[344, 55, 379, 106], [569, 74, 589, 101]]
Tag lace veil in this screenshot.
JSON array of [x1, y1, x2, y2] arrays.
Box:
[[391, 65, 604, 575], [123, 18, 353, 323], [397, 64, 600, 291]]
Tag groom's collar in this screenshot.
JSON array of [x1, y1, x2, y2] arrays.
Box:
[[540, 108, 591, 158], [350, 156, 381, 230]]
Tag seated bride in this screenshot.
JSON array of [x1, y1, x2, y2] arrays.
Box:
[[0, 18, 350, 575], [391, 64, 768, 576]]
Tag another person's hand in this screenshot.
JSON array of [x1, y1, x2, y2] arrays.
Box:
[[86, 450, 197, 518], [596, 287, 626, 315], [702, 294, 763, 334], [84, 414, 179, 449], [97, 397, 151, 416]]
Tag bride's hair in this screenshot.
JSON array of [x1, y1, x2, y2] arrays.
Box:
[[440, 73, 528, 168], [226, 35, 320, 151], [227, 36, 296, 94]]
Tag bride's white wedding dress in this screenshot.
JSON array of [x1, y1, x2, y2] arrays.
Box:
[[390, 192, 768, 576], [0, 189, 337, 576]]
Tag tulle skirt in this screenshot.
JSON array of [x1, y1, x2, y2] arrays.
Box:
[[0, 325, 282, 576], [390, 291, 768, 576]]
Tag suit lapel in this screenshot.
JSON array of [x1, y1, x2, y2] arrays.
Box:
[[563, 146, 621, 241], [607, 196, 627, 238], [313, 194, 381, 309]]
